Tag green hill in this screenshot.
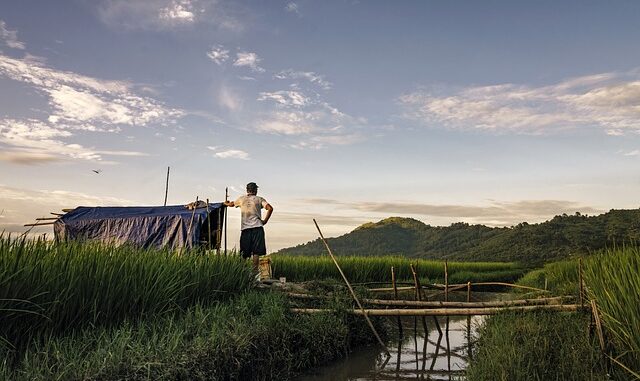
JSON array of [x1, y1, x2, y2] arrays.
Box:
[[276, 209, 640, 265]]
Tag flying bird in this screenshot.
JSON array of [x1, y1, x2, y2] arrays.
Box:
[[92, 169, 102, 174]]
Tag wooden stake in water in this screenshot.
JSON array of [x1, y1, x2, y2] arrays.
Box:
[[444, 260, 449, 303], [467, 281, 472, 360], [391, 266, 403, 336], [313, 219, 390, 357]]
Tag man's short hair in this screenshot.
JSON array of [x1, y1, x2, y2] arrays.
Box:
[[246, 182, 258, 192]]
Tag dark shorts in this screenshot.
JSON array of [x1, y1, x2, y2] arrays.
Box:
[[240, 227, 266, 258]]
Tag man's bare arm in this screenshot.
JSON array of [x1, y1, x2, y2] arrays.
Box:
[[224, 201, 235, 207], [262, 203, 273, 225]]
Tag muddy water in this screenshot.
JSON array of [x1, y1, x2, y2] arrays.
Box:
[[296, 294, 502, 381]]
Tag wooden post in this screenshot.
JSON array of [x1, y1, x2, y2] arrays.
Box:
[[410, 264, 434, 336], [206, 199, 212, 252], [313, 219, 390, 356], [444, 260, 449, 303], [164, 166, 170, 206], [391, 266, 403, 336], [591, 299, 605, 352], [467, 281, 472, 360], [579, 258, 584, 309], [186, 196, 199, 249], [224, 187, 228, 255]]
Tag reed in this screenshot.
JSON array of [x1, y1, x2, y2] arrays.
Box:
[[583, 246, 640, 378], [0, 235, 253, 351]]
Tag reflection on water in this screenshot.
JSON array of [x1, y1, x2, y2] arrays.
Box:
[[297, 314, 486, 381]]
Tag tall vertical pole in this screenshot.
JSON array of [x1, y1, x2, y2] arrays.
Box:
[[206, 198, 212, 252], [164, 166, 170, 206], [313, 219, 390, 357], [224, 187, 228, 255]]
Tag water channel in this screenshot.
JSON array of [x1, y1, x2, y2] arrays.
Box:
[[297, 292, 505, 381]]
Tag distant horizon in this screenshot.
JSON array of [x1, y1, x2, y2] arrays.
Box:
[[2, 1, 640, 252]]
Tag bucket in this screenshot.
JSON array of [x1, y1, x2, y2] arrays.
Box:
[[259, 257, 272, 280]]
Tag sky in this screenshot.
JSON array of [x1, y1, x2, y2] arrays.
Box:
[[1, 0, 640, 252]]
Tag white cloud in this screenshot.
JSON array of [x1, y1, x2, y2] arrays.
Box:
[[214, 149, 250, 160], [285, 2, 300, 15], [305, 198, 601, 227], [0, 150, 61, 165], [255, 112, 313, 135], [274, 69, 332, 90], [0, 54, 182, 162], [159, 0, 196, 23], [399, 71, 640, 134], [624, 150, 640, 157], [0, 54, 182, 128], [218, 86, 243, 111], [233, 51, 265, 73], [207, 45, 229, 65], [97, 0, 242, 31], [0, 20, 25, 50], [0, 119, 148, 161], [258, 90, 310, 107]]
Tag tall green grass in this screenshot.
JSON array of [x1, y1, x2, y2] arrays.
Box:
[[1, 291, 380, 381], [0, 236, 253, 351], [516, 259, 579, 296], [466, 311, 605, 381], [583, 246, 640, 377], [271, 255, 525, 284]]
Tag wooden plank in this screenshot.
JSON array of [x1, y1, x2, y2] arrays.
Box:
[[291, 304, 589, 316], [286, 292, 573, 308]]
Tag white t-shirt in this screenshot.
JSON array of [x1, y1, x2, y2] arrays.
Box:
[[235, 195, 268, 230]]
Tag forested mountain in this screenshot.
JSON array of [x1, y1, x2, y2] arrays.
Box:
[[276, 209, 640, 265]]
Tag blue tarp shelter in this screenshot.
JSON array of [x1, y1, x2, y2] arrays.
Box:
[[53, 204, 225, 250]]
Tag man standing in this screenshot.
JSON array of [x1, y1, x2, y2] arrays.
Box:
[[224, 182, 273, 275]]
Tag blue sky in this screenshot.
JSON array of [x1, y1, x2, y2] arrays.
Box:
[[1, 0, 639, 251]]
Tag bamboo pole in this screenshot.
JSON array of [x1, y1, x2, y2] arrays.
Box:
[[313, 219, 390, 356], [186, 196, 199, 248], [61, 208, 74, 212], [50, 212, 64, 216], [579, 258, 584, 309], [35, 217, 59, 221], [24, 222, 55, 227], [164, 166, 170, 206], [206, 199, 212, 252], [391, 266, 403, 336], [444, 261, 449, 302], [224, 187, 228, 255], [410, 263, 429, 339], [467, 281, 472, 361], [291, 304, 589, 316], [285, 293, 573, 308], [591, 299, 606, 352], [367, 282, 547, 293]]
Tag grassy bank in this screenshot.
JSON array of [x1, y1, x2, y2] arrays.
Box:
[[466, 311, 606, 381], [271, 255, 526, 284], [0, 236, 253, 351], [470, 246, 640, 380], [1, 291, 381, 380], [584, 246, 640, 378]]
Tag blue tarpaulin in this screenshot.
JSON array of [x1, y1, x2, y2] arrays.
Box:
[[53, 204, 224, 249]]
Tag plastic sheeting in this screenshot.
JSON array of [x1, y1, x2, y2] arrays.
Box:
[[53, 204, 224, 249]]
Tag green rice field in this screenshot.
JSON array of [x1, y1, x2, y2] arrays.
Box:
[[271, 254, 527, 285]]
